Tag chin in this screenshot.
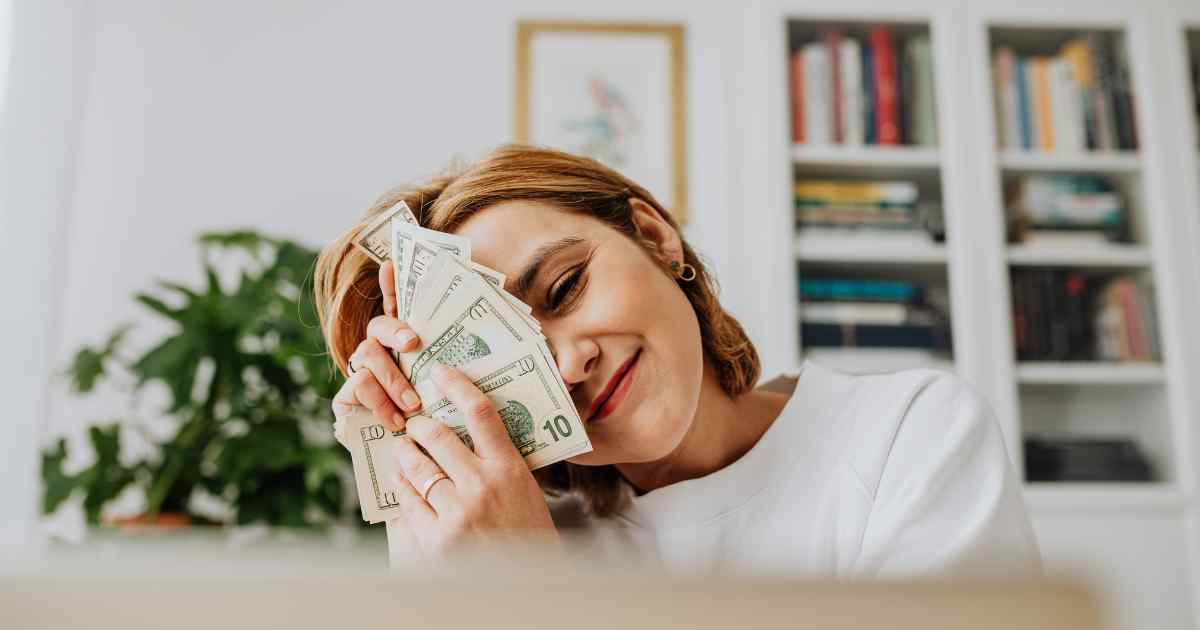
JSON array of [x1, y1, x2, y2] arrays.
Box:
[[567, 406, 692, 467]]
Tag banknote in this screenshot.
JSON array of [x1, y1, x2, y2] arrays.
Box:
[[392, 218, 471, 321], [344, 342, 590, 524], [352, 200, 419, 263]]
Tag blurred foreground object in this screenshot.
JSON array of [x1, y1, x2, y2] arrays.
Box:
[[0, 569, 1101, 630], [43, 231, 353, 528]]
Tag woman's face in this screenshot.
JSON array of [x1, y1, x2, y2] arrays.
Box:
[[453, 200, 704, 466]]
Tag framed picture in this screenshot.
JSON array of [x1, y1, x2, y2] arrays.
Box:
[[515, 21, 687, 223]]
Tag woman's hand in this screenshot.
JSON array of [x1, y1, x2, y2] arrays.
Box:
[[389, 363, 561, 557], [332, 262, 558, 558], [331, 262, 419, 432]]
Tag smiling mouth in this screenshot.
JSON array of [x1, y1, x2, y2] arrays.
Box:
[[587, 349, 641, 424]]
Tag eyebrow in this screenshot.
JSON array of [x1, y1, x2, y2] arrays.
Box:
[[513, 237, 585, 301]]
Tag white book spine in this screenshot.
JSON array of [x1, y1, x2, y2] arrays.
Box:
[[803, 43, 831, 145], [839, 39, 863, 146], [801, 302, 910, 325], [1054, 59, 1085, 153]]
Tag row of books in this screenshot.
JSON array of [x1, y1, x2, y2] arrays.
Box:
[[992, 33, 1137, 153], [1011, 269, 1159, 361], [793, 179, 944, 239], [1004, 174, 1130, 244], [799, 277, 952, 351], [790, 28, 937, 147]]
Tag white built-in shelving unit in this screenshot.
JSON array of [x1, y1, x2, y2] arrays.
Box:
[[738, 2, 1200, 629]]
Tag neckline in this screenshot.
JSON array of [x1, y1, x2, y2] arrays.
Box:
[[618, 360, 836, 530]]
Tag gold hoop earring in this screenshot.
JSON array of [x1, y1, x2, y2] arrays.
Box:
[[670, 260, 697, 282]]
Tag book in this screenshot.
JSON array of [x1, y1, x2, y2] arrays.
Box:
[[1032, 57, 1054, 151], [1025, 437, 1154, 482], [801, 322, 952, 350], [1015, 57, 1033, 150], [801, 301, 912, 325], [840, 38, 864, 146], [824, 30, 843, 144], [1112, 36, 1137, 150], [862, 39, 876, 145], [1088, 32, 1117, 151], [799, 277, 922, 303], [870, 27, 900, 145], [897, 36, 912, 145], [790, 49, 805, 144], [1050, 57, 1086, 153], [910, 36, 937, 146], [1061, 38, 1097, 150], [803, 42, 832, 145]]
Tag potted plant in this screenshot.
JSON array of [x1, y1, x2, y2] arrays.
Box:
[[42, 231, 355, 529]]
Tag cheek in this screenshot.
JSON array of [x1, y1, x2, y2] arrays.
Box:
[[574, 262, 706, 463]]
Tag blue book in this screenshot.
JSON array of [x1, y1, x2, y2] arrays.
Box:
[[1015, 58, 1032, 150], [799, 278, 920, 303], [862, 40, 876, 145]]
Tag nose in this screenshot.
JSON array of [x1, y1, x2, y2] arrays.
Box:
[[552, 334, 600, 390]]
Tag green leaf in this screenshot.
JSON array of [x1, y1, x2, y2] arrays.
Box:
[[41, 439, 79, 513], [135, 293, 182, 321], [64, 326, 130, 393], [132, 335, 199, 411]]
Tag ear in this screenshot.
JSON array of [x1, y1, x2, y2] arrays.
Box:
[[629, 198, 683, 264]]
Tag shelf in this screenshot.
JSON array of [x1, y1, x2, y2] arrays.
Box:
[[1006, 243, 1152, 267], [792, 144, 941, 170], [1024, 483, 1187, 512], [795, 230, 947, 265], [998, 150, 1141, 173], [804, 347, 954, 375], [1016, 362, 1166, 385]]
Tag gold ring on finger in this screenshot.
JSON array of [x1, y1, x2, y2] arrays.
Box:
[[420, 472, 451, 503]]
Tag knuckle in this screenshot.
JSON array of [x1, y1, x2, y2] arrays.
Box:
[[465, 397, 495, 420]]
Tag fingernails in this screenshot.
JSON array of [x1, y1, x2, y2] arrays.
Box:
[[396, 330, 418, 349], [401, 390, 421, 411], [391, 412, 407, 432]]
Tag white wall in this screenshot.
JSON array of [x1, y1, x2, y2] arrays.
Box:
[[0, 0, 93, 563], [37, 0, 757, 444]]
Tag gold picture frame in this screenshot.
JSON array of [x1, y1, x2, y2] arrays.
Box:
[[515, 21, 687, 223]]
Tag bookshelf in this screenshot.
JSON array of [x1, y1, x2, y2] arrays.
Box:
[[745, 3, 1200, 628], [785, 16, 956, 375]]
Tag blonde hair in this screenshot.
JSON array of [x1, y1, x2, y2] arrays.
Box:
[[314, 144, 760, 516]]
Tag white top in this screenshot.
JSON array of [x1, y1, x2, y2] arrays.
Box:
[[555, 360, 1042, 578]]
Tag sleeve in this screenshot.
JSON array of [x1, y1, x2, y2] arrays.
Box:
[[849, 373, 1042, 578]]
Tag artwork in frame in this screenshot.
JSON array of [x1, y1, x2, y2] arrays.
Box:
[[515, 21, 688, 223]]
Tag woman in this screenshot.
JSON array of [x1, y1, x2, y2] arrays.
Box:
[[314, 145, 1040, 577]]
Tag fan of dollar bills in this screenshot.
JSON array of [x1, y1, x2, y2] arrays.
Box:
[[340, 201, 592, 523]]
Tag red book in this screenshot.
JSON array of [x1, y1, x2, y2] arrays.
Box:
[[870, 26, 900, 145], [790, 50, 805, 143], [824, 30, 843, 143]]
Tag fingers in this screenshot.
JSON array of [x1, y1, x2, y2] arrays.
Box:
[[393, 434, 460, 517], [385, 456, 438, 525], [351, 338, 423, 418], [379, 261, 398, 318], [346, 370, 407, 432], [405, 415, 478, 483], [366, 315, 420, 353], [431, 363, 519, 460]]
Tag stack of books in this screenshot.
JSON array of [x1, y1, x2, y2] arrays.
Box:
[[799, 277, 952, 351], [992, 33, 1137, 153], [1025, 436, 1154, 482], [1011, 269, 1159, 361], [1004, 174, 1129, 244], [790, 27, 937, 147], [794, 179, 944, 239]]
